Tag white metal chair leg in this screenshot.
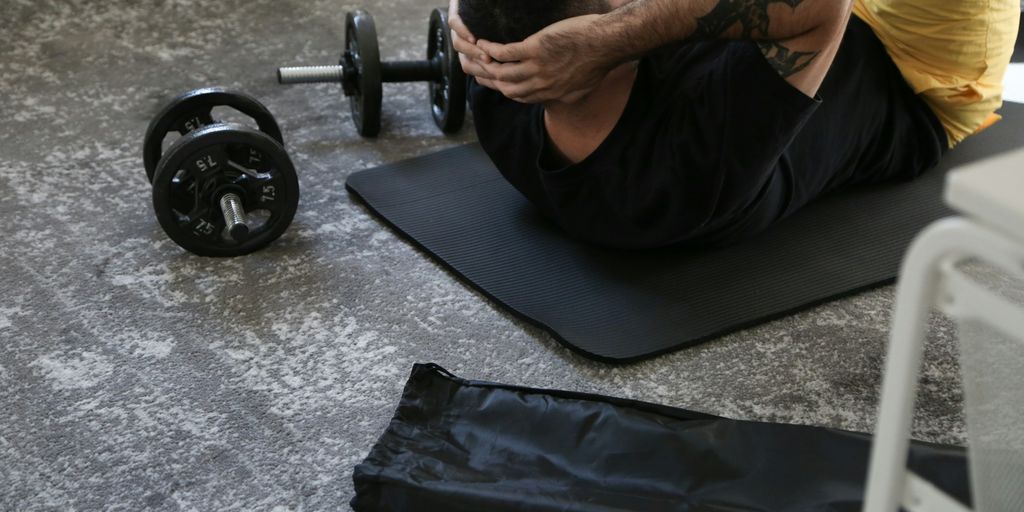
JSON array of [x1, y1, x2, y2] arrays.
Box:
[[863, 220, 955, 511], [863, 217, 1024, 512]]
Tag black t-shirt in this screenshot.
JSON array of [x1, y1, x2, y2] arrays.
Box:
[[469, 16, 946, 248]]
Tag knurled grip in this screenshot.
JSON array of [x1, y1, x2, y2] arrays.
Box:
[[277, 65, 347, 84]]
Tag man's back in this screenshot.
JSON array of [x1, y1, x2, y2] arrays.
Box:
[[469, 16, 946, 248]]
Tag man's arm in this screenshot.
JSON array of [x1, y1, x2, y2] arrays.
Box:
[[462, 0, 851, 102]]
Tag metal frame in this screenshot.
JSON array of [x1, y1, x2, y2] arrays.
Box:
[[863, 217, 1024, 511]]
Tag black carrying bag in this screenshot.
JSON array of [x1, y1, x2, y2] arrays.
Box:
[[351, 364, 970, 511]]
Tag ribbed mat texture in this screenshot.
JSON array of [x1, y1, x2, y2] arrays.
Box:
[[346, 104, 1022, 362]]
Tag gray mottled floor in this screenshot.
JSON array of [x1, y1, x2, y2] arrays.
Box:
[[0, 1, 1019, 510]]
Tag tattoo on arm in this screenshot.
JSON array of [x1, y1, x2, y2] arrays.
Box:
[[593, 0, 843, 84], [692, 0, 821, 78], [757, 42, 820, 77], [693, 0, 806, 39]]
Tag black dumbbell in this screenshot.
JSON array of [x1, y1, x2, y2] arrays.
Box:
[[144, 90, 299, 257], [276, 8, 466, 137], [143, 88, 284, 183]]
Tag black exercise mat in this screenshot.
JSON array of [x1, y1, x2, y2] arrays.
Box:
[[347, 103, 1023, 362], [351, 364, 970, 511]]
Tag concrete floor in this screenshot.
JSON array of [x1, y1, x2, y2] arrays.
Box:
[[0, 1, 1019, 510]]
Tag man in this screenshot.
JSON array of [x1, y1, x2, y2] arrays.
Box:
[[449, 0, 1019, 248]]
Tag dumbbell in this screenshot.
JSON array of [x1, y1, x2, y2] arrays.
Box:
[[277, 8, 467, 137], [143, 88, 299, 257]]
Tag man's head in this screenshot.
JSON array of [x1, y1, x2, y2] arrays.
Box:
[[458, 0, 612, 45]]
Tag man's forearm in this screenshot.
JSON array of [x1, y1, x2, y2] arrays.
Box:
[[460, 0, 848, 102], [594, 0, 848, 65]]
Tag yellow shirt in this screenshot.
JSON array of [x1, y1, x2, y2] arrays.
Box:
[[853, 0, 1020, 146]]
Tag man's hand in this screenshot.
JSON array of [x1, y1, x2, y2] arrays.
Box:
[[473, 15, 615, 104], [448, 0, 502, 90], [448, 0, 619, 104]]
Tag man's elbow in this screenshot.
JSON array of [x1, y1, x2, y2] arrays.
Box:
[[815, 0, 854, 33], [796, 0, 852, 45]]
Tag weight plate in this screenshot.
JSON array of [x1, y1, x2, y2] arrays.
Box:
[[151, 124, 299, 257], [427, 8, 467, 134], [142, 88, 284, 183], [345, 10, 383, 137]]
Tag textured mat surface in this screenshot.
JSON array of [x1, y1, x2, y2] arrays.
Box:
[[348, 103, 1024, 362]]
